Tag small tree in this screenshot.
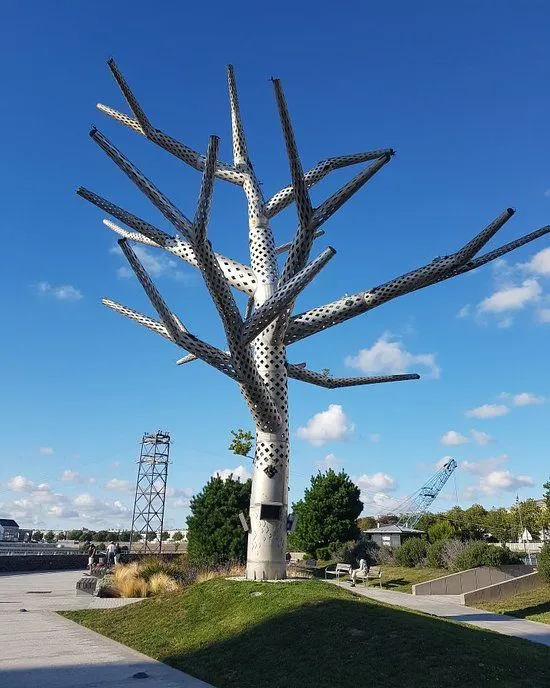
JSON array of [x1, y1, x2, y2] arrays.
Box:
[[172, 531, 183, 542], [290, 469, 362, 556], [543, 479, 550, 511], [428, 520, 455, 542], [161, 531, 170, 541], [187, 474, 251, 567], [357, 516, 377, 531], [484, 508, 514, 544], [32, 530, 43, 541], [44, 530, 56, 543], [229, 428, 254, 458]]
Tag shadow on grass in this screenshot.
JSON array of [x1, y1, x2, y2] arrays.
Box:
[[502, 600, 550, 620], [160, 597, 550, 688]]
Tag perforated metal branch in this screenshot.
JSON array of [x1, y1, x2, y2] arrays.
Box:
[[287, 364, 420, 388], [241, 246, 336, 344], [90, 128, 193, 238], [285, 210, 546, 344], [78, 187, 258, 295], [99, 59, 243, 185], [101, 298, 236, 378], [275, 230, 324, 255], [264, 149, 394, 218]]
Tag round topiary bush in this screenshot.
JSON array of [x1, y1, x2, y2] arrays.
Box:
[[395, 537, 428, 567], [538, 543, 550, 582]]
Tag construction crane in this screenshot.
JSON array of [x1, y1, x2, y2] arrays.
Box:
[[396, 458, 458, 528]]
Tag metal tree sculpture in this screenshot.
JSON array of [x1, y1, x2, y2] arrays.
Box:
[[79, 60, 549, 580]]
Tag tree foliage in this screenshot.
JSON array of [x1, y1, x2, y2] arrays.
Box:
[[428, 520, 456, 542], [229, 428, 254, 458], [32, 530, 43, 541], [44, 530, 55, 543], [172, 531, 183, 541], [357, 516, 377, 531], [187, 474, 251, 567], [289, 469, 362, 556], [543, 479, 550, 511]]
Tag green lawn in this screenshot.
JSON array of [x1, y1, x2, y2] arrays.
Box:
[[372, 565, 447, 592], [62, 578, 550, 688], [474, 584, 550, 624]]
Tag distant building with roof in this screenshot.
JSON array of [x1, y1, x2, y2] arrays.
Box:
[[363, 524, 425, 548]]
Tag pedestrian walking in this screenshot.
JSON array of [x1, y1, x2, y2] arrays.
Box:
[[114, 542, 121, 565]]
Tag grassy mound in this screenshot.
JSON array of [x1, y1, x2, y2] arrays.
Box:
[[62, 579, 550, 688]]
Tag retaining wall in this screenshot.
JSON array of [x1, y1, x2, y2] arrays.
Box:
[[462, 571, 543, 605], [412, 565, 534, 596], [0, 554, 89, 572], [0, 551, 184, 573]]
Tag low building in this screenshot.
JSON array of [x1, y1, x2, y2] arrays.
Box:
[[0, 519, 32, 542], [363, 524, 425, 548]]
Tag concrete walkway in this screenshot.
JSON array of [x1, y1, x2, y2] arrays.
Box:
[[0, 570, 212, 687], [331, 580, 550, 647]]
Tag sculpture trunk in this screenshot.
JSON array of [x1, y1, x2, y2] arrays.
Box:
[[247, 415, 289, 580]]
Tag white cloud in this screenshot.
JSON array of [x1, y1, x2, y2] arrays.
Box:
[[39, 447, 54, 455], [526, 247, 550, 276], [72, 492, 130, 521], [497, 317, 513, 329], [345, 333, 440, 378], [8, 475, 34, 491], [297, 404, 355, 446], [111, 245, 191, 283], [36, 282, 83, 302], [478, 279, 541, 314], [461, 456, 508, 476], [316, 453, 341, 471], [512, 392, 545, 406], [466, 404, 510, 419], [477, 471, 534, 495], [165, 486, 194, 508], [370, 433, 381, 443], [356, 473, 396, 492], [470, 430, 493, 446], [61, 470, 96, 485], [440, 430, 469, 446], [359, 491, 403, 515], [213, 465, 252, 482], [105, 478, 133, 492], [457, 305, 471, 319], [47, 505, 79, 519], [537, 308, 550, 323]]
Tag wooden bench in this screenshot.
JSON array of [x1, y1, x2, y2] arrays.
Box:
[[324, 563, 352, 580], [353, 565, 382, 587]]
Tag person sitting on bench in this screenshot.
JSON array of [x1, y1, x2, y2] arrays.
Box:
[[350, 558, 369, 587]]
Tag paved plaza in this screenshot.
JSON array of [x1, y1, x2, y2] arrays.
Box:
[[0, 570, 212, 687]]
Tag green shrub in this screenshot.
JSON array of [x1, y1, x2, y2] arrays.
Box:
[[537, 544, 550, 582], [328, 539, 379, 566], [395, 537, 428, 567], [315, 546, 332, 561], [451, 541, 521, 571], [427, 539, 447, 568]]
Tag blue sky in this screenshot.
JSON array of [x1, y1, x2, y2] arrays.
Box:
[[1, 1, 549, 530]]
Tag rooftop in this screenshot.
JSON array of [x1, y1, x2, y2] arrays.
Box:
[[363, 524, 425, 534]]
